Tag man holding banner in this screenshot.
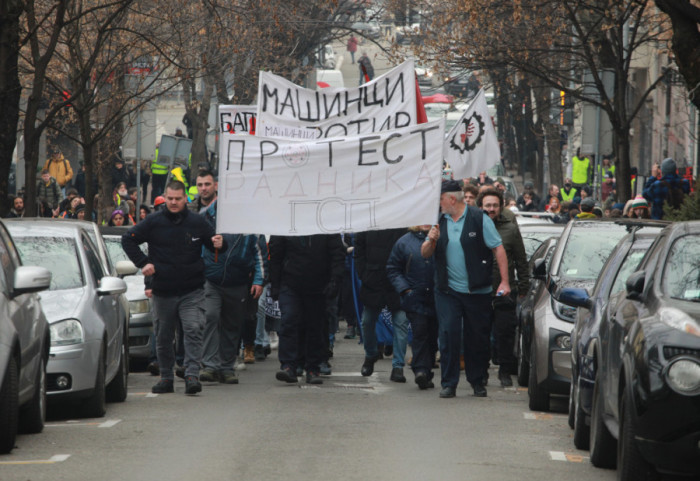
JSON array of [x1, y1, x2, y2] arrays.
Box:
[[421, 180, 510, 399]]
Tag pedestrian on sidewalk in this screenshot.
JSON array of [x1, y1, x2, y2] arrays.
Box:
[[421, 180, 510, 398], [122, 180, 226, 395], [347, 35, 358, 64]]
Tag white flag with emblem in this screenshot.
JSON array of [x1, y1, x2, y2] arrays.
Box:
[[443, 89, 500, 178]]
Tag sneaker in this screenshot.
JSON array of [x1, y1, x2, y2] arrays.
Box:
[[344, 326, 356, 339], [147, 361, 160, 376], [234, 360, 247, 371], [319, 361, 332, 375], [185, 376, 202, 395], [199, 368, 219, 382], [276, 367, 298, 383], [269, 331, 279, 350], [152, 379, 174, 394], [219, 370, 239, 384], [390, 367, 406, 383], [254, 344, 266, 361], [244, 345, 255, 364], [306, 371, 323, 384], [175, 365, 185, 379]]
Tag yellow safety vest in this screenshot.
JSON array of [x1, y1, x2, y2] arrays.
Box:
[[572, 156, 590, 185], [151, 148, 168, 175], [561, 187, 578, 202], [598, 164, 615, 178]]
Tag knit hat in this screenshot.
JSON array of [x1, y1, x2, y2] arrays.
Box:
[[441, 179, 462, 194], [580, 197, 595, 211], [631, 195, 648, 209], [661, 158, 676, 176], [111, 209, 125, 219]]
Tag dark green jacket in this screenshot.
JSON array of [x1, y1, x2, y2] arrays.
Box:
[[491, 209, 530, 294]]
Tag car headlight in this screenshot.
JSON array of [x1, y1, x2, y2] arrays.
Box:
[[552, 298, 576, 322], [665, 357, 700, 395], [658, 308, 700, 337], [129, 299, 150, 314], [50, 319, 84, 346]]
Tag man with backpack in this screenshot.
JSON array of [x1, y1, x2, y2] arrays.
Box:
[[642, 157, 690, 219]]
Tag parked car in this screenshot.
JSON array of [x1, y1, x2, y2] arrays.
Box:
[[5, 219, 130, 418], [561, 227, 665, 450], [352, 20, 381, 39], [100, 226, 153, 370], [517, 223, 565, 260], [0, 221, 52, 454], [516, 236, 559, 387], [560, 221, 700, 480], [525, 220, 646, 411]]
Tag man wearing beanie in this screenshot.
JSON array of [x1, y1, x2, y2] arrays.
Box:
[[642, 158, 690, 219], [576, 197, 597, 219]]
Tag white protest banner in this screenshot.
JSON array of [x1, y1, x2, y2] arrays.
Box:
[[256, 60, 417, 140], [219, 105, 257, 135], [216, 119, 445, 236], [443, 89, 500, 178]]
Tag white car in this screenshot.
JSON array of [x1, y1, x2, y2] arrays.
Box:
[[6, 219, 130, 418]]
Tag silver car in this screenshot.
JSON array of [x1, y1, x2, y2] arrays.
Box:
[[0, 221, 52, 454], [6, 219, 130, 418], [100, 226, 154, 367]]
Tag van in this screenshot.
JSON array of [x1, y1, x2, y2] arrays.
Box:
[[315, 69, 345, 89]]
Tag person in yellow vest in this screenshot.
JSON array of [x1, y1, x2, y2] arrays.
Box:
[[150, 143, 168, 204], [560, 178, 578, 202], [571, 148, 591, 189], [44, 147, 74, 195], [597, 155, 615, 180]]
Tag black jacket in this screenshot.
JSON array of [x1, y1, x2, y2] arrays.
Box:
[[121, 208, 224, 296], [354, 228, 406, 310], [385, 230, 435, 316], [269, 235, 345, 295]]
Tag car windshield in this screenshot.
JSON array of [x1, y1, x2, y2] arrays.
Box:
[[557, 228, 627, 281], [664, 234, 700, 301], [522, 233, 556, 260], [14, 236, 84, 290]]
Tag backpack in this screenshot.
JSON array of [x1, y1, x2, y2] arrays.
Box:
[[661, 180, 685, 210]]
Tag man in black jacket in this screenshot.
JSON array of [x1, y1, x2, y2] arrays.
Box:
[[122, 180, 224, 395], [269, 235, 344, 384], [355, 228, 410, 382]]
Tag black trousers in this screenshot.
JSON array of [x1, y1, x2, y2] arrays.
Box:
[[406, 311, 438, 375], [493, 304, 518, 374], [278, 286, 325, 372]]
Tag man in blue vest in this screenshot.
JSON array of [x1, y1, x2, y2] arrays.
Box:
[[421, 180, 510, 398]]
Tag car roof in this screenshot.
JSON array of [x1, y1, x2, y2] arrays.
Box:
[[4, 218, 92, 237]]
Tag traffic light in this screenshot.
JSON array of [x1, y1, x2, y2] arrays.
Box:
[[560, 90, 574, 126]]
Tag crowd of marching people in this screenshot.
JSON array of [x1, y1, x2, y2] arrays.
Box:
[[8, 142, 692, 399]]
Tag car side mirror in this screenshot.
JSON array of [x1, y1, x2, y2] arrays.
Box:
[[115, 260, 138, 277], [13, 266, 52, 296], [98, 276, 127, 296], [626, 270, 646, 301], [532, 258, 546, 281], [557, 287, 592, 310]]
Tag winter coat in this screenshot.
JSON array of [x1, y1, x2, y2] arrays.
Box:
[[269, 235, 345, 295], [36, 177, 63, 209], [491, 209, 530, 294], [385, 230, 435, 316], [122, 208, 225, 296], [43, 155, 73, 187], [354, 228, 406, 310], [201, 201, 266, 287]]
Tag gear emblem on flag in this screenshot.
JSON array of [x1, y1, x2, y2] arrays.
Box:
[[282, 144, 310, 168], [448, 112, 485, 154]]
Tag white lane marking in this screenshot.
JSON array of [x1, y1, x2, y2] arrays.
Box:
[[328, 372, 365, 377], [98, 419, 121, 428], [146, 393, 158, 397], [550, 451, 568, 461], [0, 454, 71, 465]]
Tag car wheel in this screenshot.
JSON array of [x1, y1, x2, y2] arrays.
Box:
[[0, 356, 19, 454], [83, 347, 106, 418], [617, 388, 658, 481], [590, 365, 616, 468], [573, 377, 590, 449], [19, 357, 46, 434], [516, 327, 529, 387], [106, 333, 128, 403], [528, 336, 550, 411]]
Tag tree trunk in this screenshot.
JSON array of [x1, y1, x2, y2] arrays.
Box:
[[615, 127, 632, 203], [183, 75, 214, 184], [0, 0, 22, 215]]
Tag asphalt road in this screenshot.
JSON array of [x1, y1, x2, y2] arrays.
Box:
[[2, 326, 616, 481]]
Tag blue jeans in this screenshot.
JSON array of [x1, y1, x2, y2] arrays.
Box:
[[255, 285, 270, 347], [434, 289, 492, 388], [360, 306, 409, 368], [152, 289, 206, 380]]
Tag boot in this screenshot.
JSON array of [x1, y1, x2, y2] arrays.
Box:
[[254, 344, 266, 361], [244, 344, 255, 364]]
